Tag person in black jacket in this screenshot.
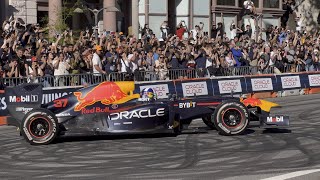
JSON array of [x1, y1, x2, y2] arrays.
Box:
[[141, 24, 153, 38]]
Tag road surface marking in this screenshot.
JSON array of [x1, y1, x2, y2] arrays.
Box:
[[262, 169, 320, 180]]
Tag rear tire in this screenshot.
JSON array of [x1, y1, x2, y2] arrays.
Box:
[[213, 101, 249, 135], [21, 109, 59, 145]]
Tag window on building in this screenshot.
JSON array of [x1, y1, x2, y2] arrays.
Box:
[[217, 0, 235, 6], [264, 0, 280, 8], [239, 0, 259, 8]]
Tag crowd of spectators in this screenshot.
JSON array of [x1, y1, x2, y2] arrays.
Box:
[[0, 9, 319, 86]]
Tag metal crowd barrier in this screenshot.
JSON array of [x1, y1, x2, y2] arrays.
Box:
[[0, 65, 312, 87]]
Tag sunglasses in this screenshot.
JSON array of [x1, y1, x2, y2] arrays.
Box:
[[160, 57, 164, 58]]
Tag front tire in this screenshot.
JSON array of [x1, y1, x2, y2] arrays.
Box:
[[21, 109, 59, 145], [202, 115, 216, 130], [213, 101, 249, 135]]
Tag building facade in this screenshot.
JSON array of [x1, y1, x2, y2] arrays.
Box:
[[1, 0, 319, 39]]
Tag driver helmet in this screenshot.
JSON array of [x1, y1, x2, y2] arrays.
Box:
[[140, 88, 156, 100]]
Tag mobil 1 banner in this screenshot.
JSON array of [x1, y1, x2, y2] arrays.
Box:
[[247, 76, 276, 92], [5, 84, 43, 120], [175, 79, 213, 97], [0, 87, 80, 117], [280, 75, 301, 89], [214, 78, 247, 95]]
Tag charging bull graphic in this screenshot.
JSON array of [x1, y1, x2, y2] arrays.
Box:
[[242, 98, 262, 107], [74, 81, 140, 111], [241, 98, 280, 112]]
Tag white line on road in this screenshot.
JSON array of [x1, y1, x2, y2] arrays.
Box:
[[261, 169, 320, 180]]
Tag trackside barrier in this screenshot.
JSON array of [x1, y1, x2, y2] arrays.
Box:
[[1, 71, 320, 125], [134, 72, 320, 99], [1, 65, 306, 88]]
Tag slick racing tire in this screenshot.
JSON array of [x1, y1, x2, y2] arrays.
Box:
[[202, 115, 216, 130], [213, 100, 249, 136], [21, 109, 59, 145]]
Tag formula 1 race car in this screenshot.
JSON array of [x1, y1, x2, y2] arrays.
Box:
[[5, 81, 289, 145]]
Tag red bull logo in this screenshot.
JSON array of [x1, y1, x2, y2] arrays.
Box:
[[242, 98, 262, 107], [74, 81, 139, 111]]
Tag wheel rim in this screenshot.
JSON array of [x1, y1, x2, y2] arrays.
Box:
[[28, 117, 51, 138], [221, 108, 243, 128]]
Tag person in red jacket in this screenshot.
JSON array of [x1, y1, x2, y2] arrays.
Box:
[[176, 20, 188, 40]]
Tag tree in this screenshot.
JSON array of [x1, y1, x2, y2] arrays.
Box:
[[54, 0, 83, 33]]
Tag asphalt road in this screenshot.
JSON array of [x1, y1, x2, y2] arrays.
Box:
[[1, 94, 320, 180]]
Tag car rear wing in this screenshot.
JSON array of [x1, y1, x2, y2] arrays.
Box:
[[5, 83, 43, 124]]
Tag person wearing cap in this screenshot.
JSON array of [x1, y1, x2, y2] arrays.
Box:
[[230, 42, 243, 67], [92, 45, 106, 76], [28, 56, 44, 78]]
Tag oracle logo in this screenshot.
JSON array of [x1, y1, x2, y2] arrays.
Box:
[[281, 76, 301, 89], [251, 78, 273, 91], [309, 75, 320, 86], [182, 82, 208, 97], [218, 80, 242, 94]]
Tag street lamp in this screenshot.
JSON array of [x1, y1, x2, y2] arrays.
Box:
[[74, 6, 120, 39]]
